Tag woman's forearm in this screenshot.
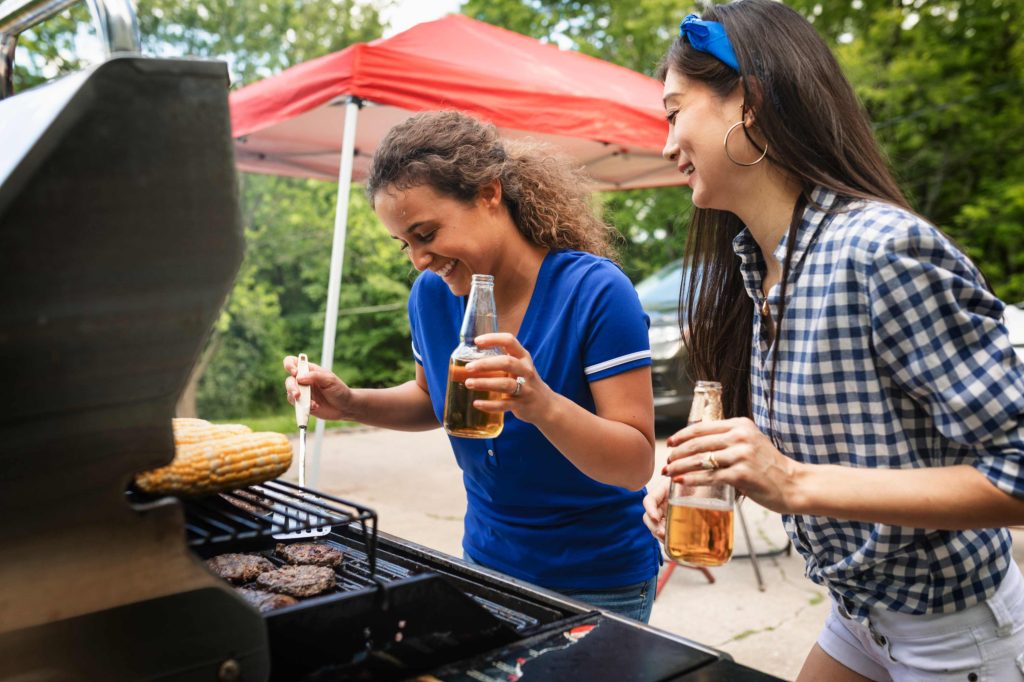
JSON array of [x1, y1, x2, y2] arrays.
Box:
[[533, 394, 655, 491], [346, 380, 440, 431], [792, 463, 1024, 529]]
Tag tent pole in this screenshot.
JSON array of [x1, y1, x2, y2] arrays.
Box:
[[310, 95, 361, 488]]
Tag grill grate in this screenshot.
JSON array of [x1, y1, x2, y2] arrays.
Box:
[[129, 480, 379, 575], [131, 482, 541, 631]]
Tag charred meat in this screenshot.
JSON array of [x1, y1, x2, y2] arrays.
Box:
[[235, 587, 298, 613], [206, 553, 275, 583], [221, 489, 272, 516], [256, 564, 336, 598], [276, 542, 344, 568]]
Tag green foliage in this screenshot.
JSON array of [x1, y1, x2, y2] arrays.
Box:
[[12, 0, 1022, 418], [463, 0, 692, 283], [466, 0, 1024, 301], [134, 0, 386, 86], [197, 266, 288, 418], [198, 173, 414, 418], [12, 0, 386, 89], [11, 0, 402, 419], [10, 3, 91, 91]]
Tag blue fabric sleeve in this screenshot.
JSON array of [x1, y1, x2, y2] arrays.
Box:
[[408, 276, 424, 366], [576, 261, 652, 382]]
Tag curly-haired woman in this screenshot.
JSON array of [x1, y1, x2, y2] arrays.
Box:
[[286, 110, 660, 621]]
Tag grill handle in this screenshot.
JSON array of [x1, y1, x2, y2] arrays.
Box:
[[0, 0, 140, 99]]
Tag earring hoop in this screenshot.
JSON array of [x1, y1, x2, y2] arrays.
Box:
[[724, 120, 768, 166]]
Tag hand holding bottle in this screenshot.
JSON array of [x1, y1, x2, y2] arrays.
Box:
[[642, 477, 670, 543], [462, 332, 555, 425], [665, 416, 801, 514], [664, 381, 735, 567]]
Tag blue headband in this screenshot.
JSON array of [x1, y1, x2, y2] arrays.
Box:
[[679, 14, 739, 72]]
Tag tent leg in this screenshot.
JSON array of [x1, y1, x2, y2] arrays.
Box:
[[309, 96, 361, 489]]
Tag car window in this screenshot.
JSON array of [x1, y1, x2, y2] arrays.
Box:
[[635, 261, 685, 309]]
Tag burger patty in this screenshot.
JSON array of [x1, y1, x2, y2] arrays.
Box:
[[235, 587, 298, 613], [206, 553, 275, 583], [256, 564, 336, 598], [276, 542, 344, 568], [221, 489, 272, 516]]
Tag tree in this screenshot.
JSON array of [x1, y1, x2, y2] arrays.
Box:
[[462, 0, 692, 282], [464, 0, 1024, 301], [13, 0, 408, 419], [197, 176, 414, 419], [12, 0, 386, 89]]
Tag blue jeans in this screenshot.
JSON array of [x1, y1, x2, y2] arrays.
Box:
[[559, 576, 657, 624], [462, 552, 656, 624]]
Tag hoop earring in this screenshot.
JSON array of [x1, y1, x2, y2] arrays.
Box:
[[724, 121, 768, 166]]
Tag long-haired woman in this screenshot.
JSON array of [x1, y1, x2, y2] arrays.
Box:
[[642, 1, 1024, 678]]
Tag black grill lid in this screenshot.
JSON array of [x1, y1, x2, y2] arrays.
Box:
[[0, 57, 266, 679]]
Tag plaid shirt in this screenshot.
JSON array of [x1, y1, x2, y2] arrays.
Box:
[[733, 186, 1024, 623]]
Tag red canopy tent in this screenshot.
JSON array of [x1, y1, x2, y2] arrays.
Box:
[[229, 15, 680, 481], [231, 14, 675, 189]]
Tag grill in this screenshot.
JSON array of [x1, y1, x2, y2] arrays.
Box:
[[0, 1, 782, 679]]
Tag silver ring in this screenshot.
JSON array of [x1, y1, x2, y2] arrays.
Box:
[[511, 376, 526, 397], [701, 453, 719, 471]]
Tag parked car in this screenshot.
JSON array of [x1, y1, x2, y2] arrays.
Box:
[[635, 260, 693, 422]]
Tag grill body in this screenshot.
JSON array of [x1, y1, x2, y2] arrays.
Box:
[[0, 57, 268, 679]]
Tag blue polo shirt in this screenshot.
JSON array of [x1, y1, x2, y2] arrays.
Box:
[[408, 249, 660, 589]]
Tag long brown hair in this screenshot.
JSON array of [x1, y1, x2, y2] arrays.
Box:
[[658, 0, 910, 421], [366, 110, 618, 260]]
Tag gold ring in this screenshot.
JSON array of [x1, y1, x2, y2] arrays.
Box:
[[512, 376, 526, 397], [702, 453, 720, 471]]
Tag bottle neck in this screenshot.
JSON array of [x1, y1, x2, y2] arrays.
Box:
[[688, 386, 724, 423], [460, 281, 498, 344]]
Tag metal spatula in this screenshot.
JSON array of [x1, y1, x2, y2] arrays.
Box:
[[295, 353, 311, 489], [274, 353, 330, 539]]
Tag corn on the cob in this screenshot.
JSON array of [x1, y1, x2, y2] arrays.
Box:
[[172, 418, 252, 446], [136, 430, 292, 496]]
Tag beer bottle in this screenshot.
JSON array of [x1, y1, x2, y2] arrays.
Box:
[[442, 274, 509, 438], [664, 381, 735, 566]]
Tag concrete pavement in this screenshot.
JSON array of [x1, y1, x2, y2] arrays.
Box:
[[286, 426, 1024, 681]]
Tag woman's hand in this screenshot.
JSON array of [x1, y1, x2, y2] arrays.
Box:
[[664, 417, 805, 514], [463, 333, 556, 425], [283, 355, 354, 422], [642, 478, 670, 543]]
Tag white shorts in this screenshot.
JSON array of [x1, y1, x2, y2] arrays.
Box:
[[817, 562, 1024, 682]]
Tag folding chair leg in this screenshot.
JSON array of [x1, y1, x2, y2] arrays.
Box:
[[737, 503, 766, 592], [655, 561, 676, 598]]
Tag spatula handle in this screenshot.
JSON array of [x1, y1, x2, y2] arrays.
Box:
[[295, 353, 311, 428]]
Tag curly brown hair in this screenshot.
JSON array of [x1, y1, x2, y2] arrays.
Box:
[[366, 110, 618, 260]]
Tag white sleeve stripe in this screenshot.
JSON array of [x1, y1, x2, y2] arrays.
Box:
[[584, 350, 652, 375], [411, 341, 423, 362]]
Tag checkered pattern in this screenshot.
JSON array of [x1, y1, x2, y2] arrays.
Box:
[[733, 186, 1023, 623]]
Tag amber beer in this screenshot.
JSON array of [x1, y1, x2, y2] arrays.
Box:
[[665, 496, 734, 566], [664, 380, 735, 567], [443, 274, 507, 439], [443, 358, 510, 438]]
